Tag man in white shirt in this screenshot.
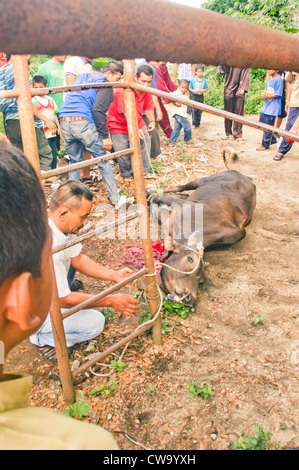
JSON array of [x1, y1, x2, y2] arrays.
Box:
[[30, 180, 140, 361]]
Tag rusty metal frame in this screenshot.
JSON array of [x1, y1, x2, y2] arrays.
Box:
[[5, 29, 298, 399]]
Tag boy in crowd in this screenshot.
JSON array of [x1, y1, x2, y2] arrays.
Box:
[[168, 79, 192, 144], [189, 65, 209, 128], [32, 75, 61, 169], [256, 69, 283, 151]]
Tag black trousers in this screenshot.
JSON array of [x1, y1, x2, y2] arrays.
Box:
[[191, 93, 204, 127], [224, 95, 245, 139]]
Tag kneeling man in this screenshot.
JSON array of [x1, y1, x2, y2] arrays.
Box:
[[30, 180, 140, 360]]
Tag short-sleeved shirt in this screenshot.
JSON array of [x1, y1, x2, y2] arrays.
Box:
[[60, 72, 106, 123], [177, 63, 193, 81], [49, 217, 82, 299], [107, 88, 154, 134], [64, 56, 93, 82], [32, 95, 59, 138], [285, 72, 299, 108], [261, 74, 283, 117], [0, 63, 20, 122], [37, 60, 65, 111], [189, 76, 208, 93], [167, 88, 189, 119]]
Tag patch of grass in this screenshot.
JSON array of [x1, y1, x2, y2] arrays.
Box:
[[229, 424, 280, 450]]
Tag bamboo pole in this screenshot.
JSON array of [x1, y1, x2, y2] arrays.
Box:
[[12, 55, 41, 178], [123, 60, 163, 346]]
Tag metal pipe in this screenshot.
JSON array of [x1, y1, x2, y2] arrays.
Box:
[[130, 82, 299, 144], [1, 1, 299, 72], [53, 210, 141, 254], [123, 60, 163, 346], [62, 267, 148, 319], [73, 314, 158, 378], [42, 148, 133, 179]]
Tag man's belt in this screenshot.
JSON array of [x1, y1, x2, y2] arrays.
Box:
[[60, 116, 87, 122]]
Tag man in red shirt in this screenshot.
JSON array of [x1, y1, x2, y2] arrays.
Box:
[[107, 64, 155, 178]]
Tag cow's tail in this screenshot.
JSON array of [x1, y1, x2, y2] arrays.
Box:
[[223, 147, 239, 170]]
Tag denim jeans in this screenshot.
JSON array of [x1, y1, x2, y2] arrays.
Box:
[[30, 266, 105, 348], [259, 113, 277, 149], [31, 309, 106, 348], [277, 106, 299, 155], [60, 120, 119, 204], [169, 114, 192, 143]]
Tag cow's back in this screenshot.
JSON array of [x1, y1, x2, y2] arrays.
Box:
[[184, 171, 256, 248]]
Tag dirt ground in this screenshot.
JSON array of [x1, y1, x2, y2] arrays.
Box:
[[4, 112, 299, 450]]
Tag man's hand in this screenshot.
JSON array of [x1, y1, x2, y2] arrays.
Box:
[[114, 267, 134, 284], [0, 132, 10, 144], [46, 120, 57, 134], [110, 293, 140, 317], [103, 137, 113, 151], [147, 121, 156, 133], [139, 128, 145, 140]]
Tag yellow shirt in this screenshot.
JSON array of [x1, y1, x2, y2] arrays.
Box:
[[0, 374, 119, 450]]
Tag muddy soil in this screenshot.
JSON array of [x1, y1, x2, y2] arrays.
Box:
[[4, 113, 299, 450]]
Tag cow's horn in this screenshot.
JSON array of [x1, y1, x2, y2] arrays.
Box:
[[164, 236, 174, 252], [187, 232, 204, 256]]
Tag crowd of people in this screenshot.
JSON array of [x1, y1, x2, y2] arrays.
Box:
[[0, 56, 298, 180], [0, 56, 298, 449]]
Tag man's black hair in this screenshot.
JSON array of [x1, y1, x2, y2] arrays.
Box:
[[101, 60, 123, 76], [49, 180, 94, 212], [136, 64, 153, 78], [33, 75, 47, 86], [0, 142, 48, 286]]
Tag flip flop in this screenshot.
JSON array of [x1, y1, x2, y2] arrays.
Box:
[[80, 177, 99, 191], [273, 153, 284, 161], [36, 345, 74, 362]]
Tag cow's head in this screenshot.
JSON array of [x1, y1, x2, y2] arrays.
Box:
[[160, 232, 205, 306]]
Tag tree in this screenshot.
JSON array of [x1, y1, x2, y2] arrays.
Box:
[[202, 0, 298, 33]]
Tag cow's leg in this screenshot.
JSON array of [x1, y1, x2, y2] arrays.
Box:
[[149, 193, 187, 208], [163, 178, 203, 194], [205, 225, 246, 248]]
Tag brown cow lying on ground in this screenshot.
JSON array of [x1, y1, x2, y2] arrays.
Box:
[[147, 170, 256, 306]]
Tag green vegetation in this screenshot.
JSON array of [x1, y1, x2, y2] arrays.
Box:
[[90, 380, 118, 397], [186, 380, 213, 399], [63, 400, 91, 418], [229, 424, 280, 450], [202, 0, 298, 33]]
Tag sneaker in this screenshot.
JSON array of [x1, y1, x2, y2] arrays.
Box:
[[144, 173, 156, 179], [115, 195, 128, 210], [70, 279, 84, 292]]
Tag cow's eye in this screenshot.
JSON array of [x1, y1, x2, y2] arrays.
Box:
[[187, 256, 193, 263]]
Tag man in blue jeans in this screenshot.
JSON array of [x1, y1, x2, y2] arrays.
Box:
[[59, 61, 124, 206]]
